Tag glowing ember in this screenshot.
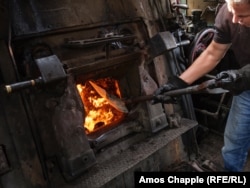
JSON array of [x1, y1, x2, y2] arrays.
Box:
[[76, 78, 125, 134]]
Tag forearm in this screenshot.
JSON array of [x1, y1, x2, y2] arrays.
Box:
[[180, 52, 219, 84], [180, 41, 231, 85]]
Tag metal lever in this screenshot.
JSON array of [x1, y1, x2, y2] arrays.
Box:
[[172, 4, 189, 10], [5, 77, 43, 94], [150, 31, 190, 58], [4, 55, 66, 94]]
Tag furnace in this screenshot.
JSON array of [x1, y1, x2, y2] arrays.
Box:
[[5, 17, 173, 179], [0, 1, 199, 187]]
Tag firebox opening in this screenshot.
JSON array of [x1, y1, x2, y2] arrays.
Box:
[[76, 77, 126, 135]]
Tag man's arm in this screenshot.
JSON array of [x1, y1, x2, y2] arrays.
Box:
[[180, 41, 231, 84], [152, 40, 231, 104]]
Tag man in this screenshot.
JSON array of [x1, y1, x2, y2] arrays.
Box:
[[153, 0, 250, 171]]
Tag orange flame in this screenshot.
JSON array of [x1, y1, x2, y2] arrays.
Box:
[[77, 78, 125, 134]]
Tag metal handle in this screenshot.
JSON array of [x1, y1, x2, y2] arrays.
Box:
[[5, 77, 43, 93]]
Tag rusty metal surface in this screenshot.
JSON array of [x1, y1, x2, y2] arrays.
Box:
[[0, 40, 48, 187], [57, 118, 197, 188], [45, 76, 96, 181], [9, 0, 139, 37]]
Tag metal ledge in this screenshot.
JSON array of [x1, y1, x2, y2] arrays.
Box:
[[58, 118, 198, 188]]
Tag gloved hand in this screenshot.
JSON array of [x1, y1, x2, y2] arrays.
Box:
[[152, 76, 188, 104], [215, 64, 250, 95]]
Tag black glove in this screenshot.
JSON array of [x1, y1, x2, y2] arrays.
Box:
[[152, 76, 188, 104], [216, 64, 250, 95]]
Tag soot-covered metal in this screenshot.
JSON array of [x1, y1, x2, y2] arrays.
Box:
[[0, 0, 200, 187]]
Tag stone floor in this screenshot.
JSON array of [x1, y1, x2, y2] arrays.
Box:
[[197, 129, 250, 172], [164, 127, 250, 172]]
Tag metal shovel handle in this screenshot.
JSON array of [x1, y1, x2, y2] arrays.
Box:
[[125, 79, 228, 104]]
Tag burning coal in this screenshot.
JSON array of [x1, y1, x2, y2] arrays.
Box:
[[77, 78, 125, 134]]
